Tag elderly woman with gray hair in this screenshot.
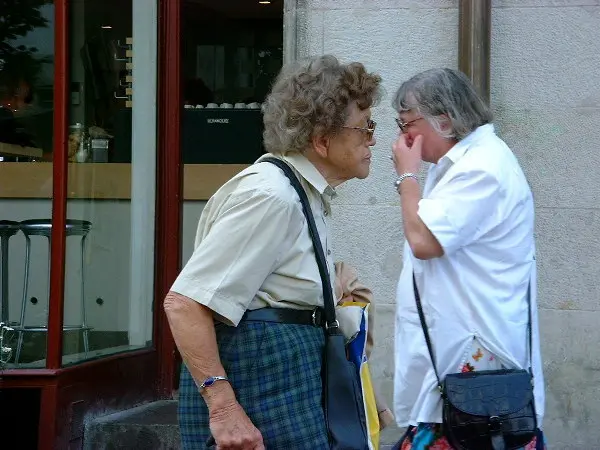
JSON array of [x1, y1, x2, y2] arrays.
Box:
[[164, 55, 382, 449], [391, 68, 546, 449]]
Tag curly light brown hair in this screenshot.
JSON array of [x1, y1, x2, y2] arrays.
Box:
[[262, 55, 382, 155]]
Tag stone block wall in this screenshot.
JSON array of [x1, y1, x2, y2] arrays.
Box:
[[285, 0, 600, 446]]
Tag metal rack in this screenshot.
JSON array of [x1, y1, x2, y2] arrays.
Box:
[[114, 37, 133, 108]]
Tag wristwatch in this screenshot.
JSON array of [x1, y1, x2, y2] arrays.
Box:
[[394, 173, 418, 192], [198, 375, 229, 391]]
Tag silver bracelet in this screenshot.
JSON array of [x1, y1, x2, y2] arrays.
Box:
[[198, 375, 229, 391], [394, 173, 418, 192]]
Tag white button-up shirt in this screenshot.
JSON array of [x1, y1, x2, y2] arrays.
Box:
[[393, 124, 545, 427], [171, 152, 337, 326]]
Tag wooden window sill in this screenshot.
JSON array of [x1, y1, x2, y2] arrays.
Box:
[[0, 162, 247, 200]]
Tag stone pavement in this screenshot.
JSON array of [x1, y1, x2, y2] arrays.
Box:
[[84, 400, 402, 449]]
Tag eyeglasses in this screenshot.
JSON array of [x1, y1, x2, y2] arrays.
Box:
[[395, 117, 423, 133], [342, 119, 376, 141]]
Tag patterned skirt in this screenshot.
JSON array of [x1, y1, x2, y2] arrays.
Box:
[[178, 320, 329, 449], [395, 424, 545, 450], [394, 339, 547, 450]]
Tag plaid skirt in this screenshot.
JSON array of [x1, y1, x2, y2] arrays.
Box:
[[178, 320, 329, 449]]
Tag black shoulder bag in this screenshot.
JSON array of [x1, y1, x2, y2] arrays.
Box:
[[413, 274, 538, 450], [264, 157, 369, 450]]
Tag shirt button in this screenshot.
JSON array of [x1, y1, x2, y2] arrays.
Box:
[[323, 210, 329, 217], [327, 249, 331, 256]]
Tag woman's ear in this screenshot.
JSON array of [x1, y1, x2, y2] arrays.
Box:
[[311, 131, 330, 158], [439, 114, 452, 132]]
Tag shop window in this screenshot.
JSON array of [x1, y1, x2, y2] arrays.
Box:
[[0, 1, 54, 369], [0, 0, 158, 368], [181, 0, 283, 164], [59, 0, 158, 366], [180, 0, 284, 268]]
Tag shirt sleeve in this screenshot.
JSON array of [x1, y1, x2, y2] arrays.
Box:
[[417, 169, 502, 255], [334, 261, 375, 357], [170, 187, 299, 326]]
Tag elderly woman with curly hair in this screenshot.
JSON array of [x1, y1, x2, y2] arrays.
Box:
[[164, 55, 382, 450]]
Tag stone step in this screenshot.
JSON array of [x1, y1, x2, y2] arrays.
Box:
[[84, 400, 180, 450], [84, 399, 399, 449]]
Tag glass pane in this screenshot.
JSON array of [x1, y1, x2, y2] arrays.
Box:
[[60, 0, 158, 366], [0, 1, 55, 369], [181, 0, 283, 165], [180, 1, 283, 272]]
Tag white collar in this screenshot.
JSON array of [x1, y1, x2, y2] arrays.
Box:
[[439, 123, 496, 165], [258, 152, 337, 199]]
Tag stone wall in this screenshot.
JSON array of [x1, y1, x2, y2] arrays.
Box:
[[285, 0, 600, 447]]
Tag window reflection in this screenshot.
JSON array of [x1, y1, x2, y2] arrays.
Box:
[[0, 0, 54, 162], [61, 0, 157, 366], [0, 1, 54, 369]]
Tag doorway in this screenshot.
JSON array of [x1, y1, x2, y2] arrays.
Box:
[[175, 0, 285, 387]]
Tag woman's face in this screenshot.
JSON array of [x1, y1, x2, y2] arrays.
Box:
[[397, 109, 454, 164], [324, 102, 376, 184]]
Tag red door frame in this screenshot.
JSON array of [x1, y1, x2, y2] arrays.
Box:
[[0, 0, 182, 447], [46, 0, 68, 372], [155, 0, 182, 397]]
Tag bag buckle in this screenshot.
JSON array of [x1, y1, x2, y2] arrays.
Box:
[[325, 319, 340, 330], [488, 415, 503, 433]]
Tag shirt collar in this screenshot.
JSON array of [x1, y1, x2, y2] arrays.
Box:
[[280, 152, 337, 198], [440, 123, 496, 165]]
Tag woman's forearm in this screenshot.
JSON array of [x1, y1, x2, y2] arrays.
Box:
[[163, 291, 236, 411], [399, 178, 443, 260]]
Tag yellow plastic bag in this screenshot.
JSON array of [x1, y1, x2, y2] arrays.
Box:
[[340, 302, 380, 450]]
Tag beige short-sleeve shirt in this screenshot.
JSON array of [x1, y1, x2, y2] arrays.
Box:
[[170, 152, 337, 326]]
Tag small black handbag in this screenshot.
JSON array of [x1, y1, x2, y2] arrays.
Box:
[[413, 274, 538, 450], [264, 157, 369, 450]]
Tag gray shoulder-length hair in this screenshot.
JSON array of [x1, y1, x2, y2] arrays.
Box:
[[392, 68, 492, 141], [262, 55, 382, 155]]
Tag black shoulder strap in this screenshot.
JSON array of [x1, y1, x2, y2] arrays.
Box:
[[262, 157, 339, 332], [413, 272, 533, 390], [412, 274, 443, 390]]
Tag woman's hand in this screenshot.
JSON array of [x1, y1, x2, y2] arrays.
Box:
[[392, 133, 423, 175], [209, 400, 264, 449], [163, 295, 264, 449]]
